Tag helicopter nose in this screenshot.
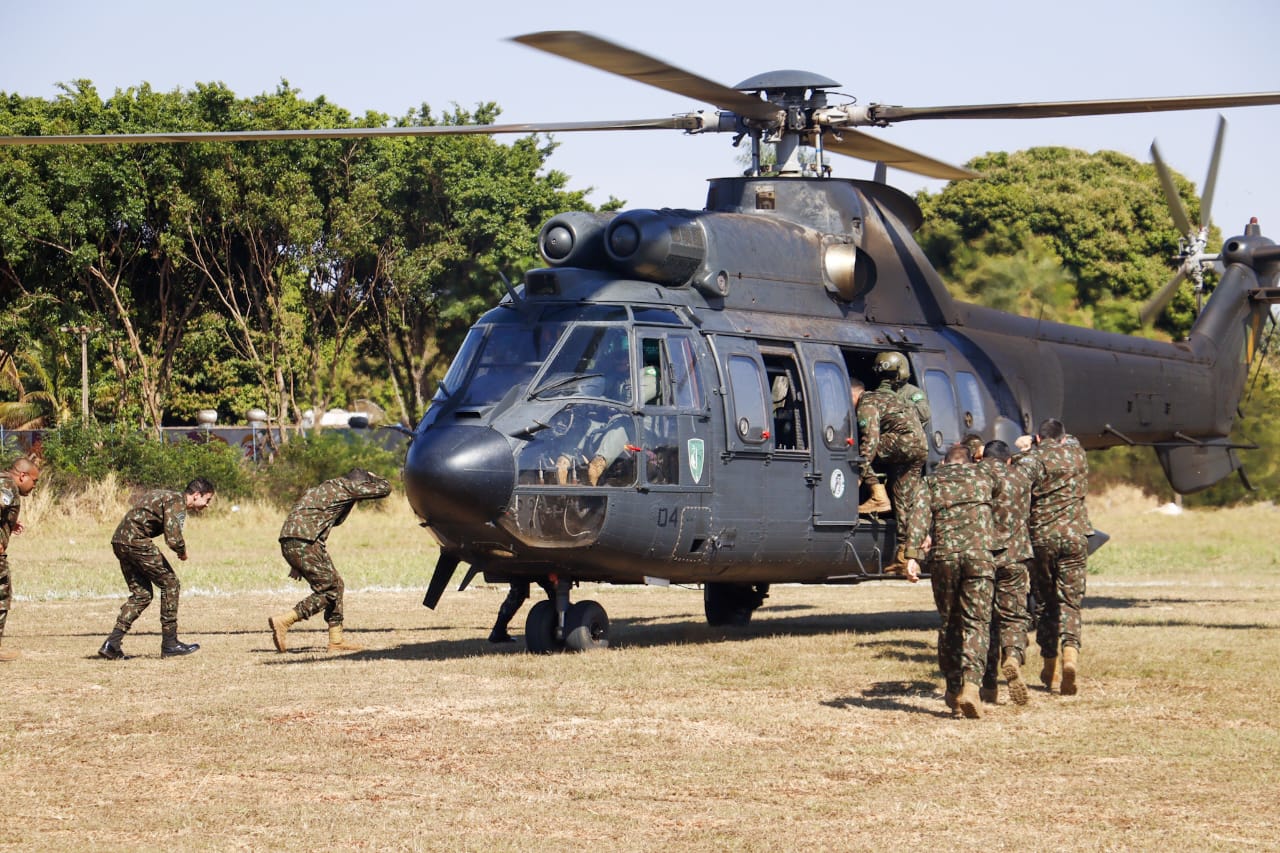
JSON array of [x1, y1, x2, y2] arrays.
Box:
[[404, 425, 515, 526]]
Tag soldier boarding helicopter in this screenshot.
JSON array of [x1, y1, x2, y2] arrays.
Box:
[[4, 32, 1279, 653]]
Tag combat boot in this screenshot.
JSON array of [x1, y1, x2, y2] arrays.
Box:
[[1060, 646, 1079, 696], [858, 482, 892, 515], [97, 629, 126, 660], [488, 625, 517, 643], [1040, 655, 1057, 690], [268, 609, 300, 653], [0, 644, 18, 662], [979, 685, 999, 704], [160, 629, 200, 657], [956, 683, 984, 719], [326, 624, 364, 653], [1002, 649, 1029, 706], [943, 689, 959, 713]]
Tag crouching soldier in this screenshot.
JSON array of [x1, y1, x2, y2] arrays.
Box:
[[98, 478, 217, 659], [269, 468, 392, 653]]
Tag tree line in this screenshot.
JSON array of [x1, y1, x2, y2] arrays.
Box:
[[2, 82, 1277, 502], [1, 81, 602, 433]]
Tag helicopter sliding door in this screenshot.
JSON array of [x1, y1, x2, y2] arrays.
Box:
[[797, 343, 858, 526]]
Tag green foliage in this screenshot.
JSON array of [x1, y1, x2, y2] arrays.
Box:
[[916, 147, 1212, 336], [1, 84, 594, 433], [40, 421, 252, 498], [256, 430, 403, 509]]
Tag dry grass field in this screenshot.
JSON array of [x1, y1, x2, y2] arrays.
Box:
[[2, 486, 1279, 850]]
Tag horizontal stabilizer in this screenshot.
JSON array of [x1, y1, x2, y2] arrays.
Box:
[[1155, 441, 1243, 494]]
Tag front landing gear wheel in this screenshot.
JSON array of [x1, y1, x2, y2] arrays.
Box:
[[564, 600, 610, 651], [525, 600, 564, 654]]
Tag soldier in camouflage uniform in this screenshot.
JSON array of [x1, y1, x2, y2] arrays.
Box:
[[1017, 419, 1091, 696], [269, 468, 392, 653], [977, 440, 1033, 706], [98, 477, 216, 659], [0, 458, 41, 662], [882, 351, 931, 436], [851, 362, 928, 570], [903, 444, 996, 719]]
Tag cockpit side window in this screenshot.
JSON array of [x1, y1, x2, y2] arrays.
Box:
[[639, 333, 705, 411]]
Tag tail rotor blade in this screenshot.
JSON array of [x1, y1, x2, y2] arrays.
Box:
[[1151, 140, 1193, 236], [1199, 115, 1227, 229], [1140, 266, 1189, 326]]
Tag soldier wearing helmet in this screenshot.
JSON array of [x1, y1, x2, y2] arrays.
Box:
[[875, 351, 931, 434], [850, 352, 929, 573]]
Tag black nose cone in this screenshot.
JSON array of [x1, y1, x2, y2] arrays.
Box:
[[404, 425, 515, 526]]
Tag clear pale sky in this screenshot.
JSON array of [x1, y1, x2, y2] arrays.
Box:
[[5, 0, 1279, 244]]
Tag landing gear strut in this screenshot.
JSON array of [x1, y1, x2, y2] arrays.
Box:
[[524, 576, 610, 653]]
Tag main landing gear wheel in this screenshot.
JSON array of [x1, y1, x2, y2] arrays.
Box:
[[703, 582, 770, 627], [525, 600, 564, 654], [564, 600, 610, 651]]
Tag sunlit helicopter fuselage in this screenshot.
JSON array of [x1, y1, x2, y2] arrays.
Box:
[[403, 174, 1279, 645]]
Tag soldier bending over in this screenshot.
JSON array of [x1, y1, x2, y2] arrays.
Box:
[[269, 468, 392, 653]]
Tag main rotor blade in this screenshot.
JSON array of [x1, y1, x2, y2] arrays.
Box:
[[1200, 115, 1227, 229], [823, 129, 979, 181], [0, 116, 698, 147], [872, 92, 1280, 123], [1150, 140, 1194, 236], [1140, 266, 1189, 327], [513, 30, 780, 123]]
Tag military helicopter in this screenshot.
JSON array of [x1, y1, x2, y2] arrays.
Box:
[[4, 32, 1279, 653]]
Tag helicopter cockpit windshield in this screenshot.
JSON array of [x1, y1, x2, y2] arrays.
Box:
[[530, 325, 633, 404], [433, 316, 568, 409]]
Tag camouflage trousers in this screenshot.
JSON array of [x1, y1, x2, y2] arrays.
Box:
[[0, 553, 11, 641], [280, 538, 345, 626], [1031, 534, 1088, 656], [928, 549, 995, 689], [863, 453, 926, 552], [983, 557, 1031, 687], [112, 542, 181, 634]]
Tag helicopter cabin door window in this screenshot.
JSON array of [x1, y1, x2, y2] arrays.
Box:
[[760, 351, 807, 452], [710, 336, 772, 454], [727, 356, 769, 445], [923, 369, 960, 453], [954, 371, 987, 435]]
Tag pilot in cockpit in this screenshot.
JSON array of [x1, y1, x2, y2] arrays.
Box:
[[556, 365, 659, 486]]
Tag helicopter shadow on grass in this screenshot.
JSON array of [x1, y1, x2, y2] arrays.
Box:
[[256, 605, 941, 664]]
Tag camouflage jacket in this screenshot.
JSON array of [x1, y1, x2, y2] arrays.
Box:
[[896, 382, 931, 432], [904, 461, 995, 560], [111, 489, 188, 556], [278, 473, 392, 543], [1016, 439, 1090, 542], [857, 381, 927, 478], [979, 456, 1033, 561], [0, 472, 21, 554]]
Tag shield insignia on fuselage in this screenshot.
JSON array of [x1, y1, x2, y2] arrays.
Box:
[[687, 438, 705, 484]]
